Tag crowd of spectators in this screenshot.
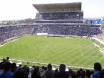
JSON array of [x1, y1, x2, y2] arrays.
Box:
[[32, 24, 101, 36], [35, 12, 83, 21], [0, 24, 101, 43], [33, 12, 101, 37], [0, 25, 34, 43], [0, 57, 104, 78], [97, 26, 104, 41]]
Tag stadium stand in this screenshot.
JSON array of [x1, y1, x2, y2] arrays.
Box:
[[32, 2, 101, 38], [97, 26, 104, 41], [0, 24, 101, 44], [0, 25, 34, 43], [0, 2, 102, 44], [32, 24, 101, 36]]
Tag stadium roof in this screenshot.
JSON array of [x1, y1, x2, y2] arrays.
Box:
[[33, 2, 82, 12]]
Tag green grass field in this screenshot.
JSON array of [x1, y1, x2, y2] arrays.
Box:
[[0, 36, 104, 68]]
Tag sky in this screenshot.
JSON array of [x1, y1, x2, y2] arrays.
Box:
[[0, 0, 104, 20]]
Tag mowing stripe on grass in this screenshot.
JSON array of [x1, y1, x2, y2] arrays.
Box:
[[37, 38, 53, 60], [77, 41, 83, 56]]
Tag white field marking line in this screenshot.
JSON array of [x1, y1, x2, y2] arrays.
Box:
[[89, 45, 96, 54], [84, 39, 100, 57], [77, 41, 83, 56], [56, 40, 81, 64], [52, 40, 75, 60], [90, 38, 104, 56], [0, 57, 93, 69], [68, 47, 82, 63], [75, 41, 92, 64], [91, 43, 104, 56], [80, 40, 104, 64], [89, 39, 100, 53], [83, 39, 102, 58], [98, 49, 104, 56], [37, 39, 53, 60], [42, 44, 75, 63], [0, 58, 93, 69], [76, 47, 103, 66], [85, 55, 99, 58], [0, 39, 18, 47], [42, 39, 72, 63]]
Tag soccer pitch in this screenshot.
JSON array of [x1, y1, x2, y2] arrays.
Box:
[[0, 36, 104, 68]]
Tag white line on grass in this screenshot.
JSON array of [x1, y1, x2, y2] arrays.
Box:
[[89, 38, 104, 56], [0, 57, 94, 69], [78, 41, 83, 56], [89, 39, 98, 53], [37, 38, 53, 60]]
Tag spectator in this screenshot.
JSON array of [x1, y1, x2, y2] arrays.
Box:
[[0, 63, 4, 75], [44, 64, 54, 78], [85, 70, 91, 78], [91, 62, 102, 78], [40, 66, 45, 78], [6, 57, 10, 63], [13, 68, 28, 78], [99, 69, 104, 78], [11, 63, 17, 73], [69, 73, 77, 78], [53, 64, 69, 78], [23, 66, 31, 78], [31, 67, 42, 78], [0, 62, 13, 78], [30, 66, 35, 75], [2, 58, 6, 63], [55, 68, 58, 73]]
